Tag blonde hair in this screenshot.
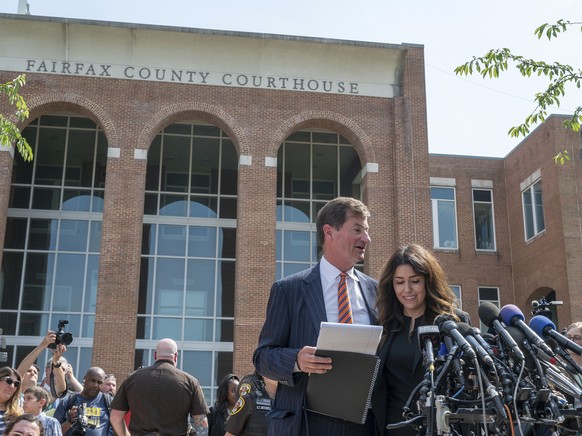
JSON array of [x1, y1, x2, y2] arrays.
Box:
[[0, 367, 23, 419]]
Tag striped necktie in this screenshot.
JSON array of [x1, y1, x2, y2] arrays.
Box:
[[337, 272, 353, 324]]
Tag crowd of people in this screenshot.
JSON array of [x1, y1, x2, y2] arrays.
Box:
[[1, 196, 580, 436]]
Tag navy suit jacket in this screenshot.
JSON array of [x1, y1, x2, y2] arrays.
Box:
[[253, 262, 378, 436]]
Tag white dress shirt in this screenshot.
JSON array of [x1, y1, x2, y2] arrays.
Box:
[[319, 256, 371, 325]]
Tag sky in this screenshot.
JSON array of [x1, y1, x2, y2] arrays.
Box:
[[0, 0, 579, 157]]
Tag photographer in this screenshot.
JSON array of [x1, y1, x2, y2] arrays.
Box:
[[53, 367, 113, 436]]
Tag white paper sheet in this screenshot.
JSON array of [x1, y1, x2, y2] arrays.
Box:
[[316, 322, 383, 355]]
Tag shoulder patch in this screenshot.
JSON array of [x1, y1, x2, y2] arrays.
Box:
[[239, 383, 252, 396], [230, 396, 245, 415]]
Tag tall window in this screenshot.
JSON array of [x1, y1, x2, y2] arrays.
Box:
[[478, 286, 500, 332], [431, 186, 458, 249], [473, 189, 496, 251], [141, 121, 237, 402], [2, 115, 106, 376], [449, 285, 462, 309], [522, 179, 545, 240], [276, 130, 362, 279]]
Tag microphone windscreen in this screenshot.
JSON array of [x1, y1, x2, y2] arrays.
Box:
[[529, 315, 555, 337], [457, 322, 472, 337], [478, 301, 500, 328], [499, 304, 525, 325], [433, 313, 455, 328]]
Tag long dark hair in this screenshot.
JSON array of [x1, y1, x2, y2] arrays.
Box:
[[214, 373, 239, 415], [376, 244, 458, 332]]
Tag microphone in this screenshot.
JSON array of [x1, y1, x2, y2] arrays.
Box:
[[529, 315, 582, 356], [478, 301, 525, 360], [457, 322, 494, 368], [506, 326, 536, 370], [499, 304, 556, 358], [434, 314, 476, 360], [417, 325, 440, 369]]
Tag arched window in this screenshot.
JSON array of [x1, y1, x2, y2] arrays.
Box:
[[140, 121, 237, 401], [2, 114, 107, 376], [276, 129, 362, 279]]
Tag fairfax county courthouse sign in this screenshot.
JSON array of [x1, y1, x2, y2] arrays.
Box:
[[0, 14, 411, 98]]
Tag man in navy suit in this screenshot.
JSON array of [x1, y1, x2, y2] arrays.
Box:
[[253, 197, 377, 436]]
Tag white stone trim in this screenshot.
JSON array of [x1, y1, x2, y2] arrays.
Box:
[[430, 177, 456, 187], [134, 149, 148, 160], [108, 147, 121, 158], [239, 155, 252, 166], [265, 157, 277, 167]]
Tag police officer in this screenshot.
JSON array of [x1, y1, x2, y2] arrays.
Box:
[[224, 372, 277, 436]]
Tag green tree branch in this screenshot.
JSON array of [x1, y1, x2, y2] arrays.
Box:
[[455, 20, 582, 164], [0, 74, 33, 161]]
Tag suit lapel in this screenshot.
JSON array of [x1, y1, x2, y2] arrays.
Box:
[[300, 263, 327, 333], [355, 270, 377, 325]]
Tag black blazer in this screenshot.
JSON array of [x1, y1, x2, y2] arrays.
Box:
[[371, 309, 470, 436]]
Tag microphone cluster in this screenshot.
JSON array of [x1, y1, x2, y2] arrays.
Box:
[[388, 302, 582, 435]]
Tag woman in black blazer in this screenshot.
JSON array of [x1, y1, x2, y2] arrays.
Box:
[[371, 244, 469, 436]]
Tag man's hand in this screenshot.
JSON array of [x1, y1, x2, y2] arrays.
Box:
[[296, 346, 332, 374], [41, 330, 57, 349]]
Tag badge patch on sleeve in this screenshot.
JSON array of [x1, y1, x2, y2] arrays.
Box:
[[239, 383, 252, 396], [230, 397, 245, 415]]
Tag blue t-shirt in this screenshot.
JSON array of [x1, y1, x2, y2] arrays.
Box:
[[54, 392, 112, 436]]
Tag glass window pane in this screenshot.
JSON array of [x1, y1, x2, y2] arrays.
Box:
[[218, 261, 235, 318], [182, 351, 212, 386], [474, 202, 494, 250], [9, 186, 31, 209], [32, 187, 61, 210], [58, 220, 88, 252], [157, 225, 186, 256], [159, 194, 188, 217], [437, 201, 456, 248], [65, 130, 97, 187], [216, 320, 234, 343], [220, 141, 238, 195], [431, 187, 454, 200], [18, 312, 49, 336], [88, 222, 102, 253], [138, 258, 155, 315], [188, 227, 216, 258], [473, 189, 491, 202], [154, 258, 185, 315], [4, 218, 27, 249], [220, 229, 236, 259], [192, 138, 219, 194], [146, 138, 161, 191], [534, 182, 545, 233], [523, 190, 534, 239], [189, 197, 218, 218], [283, 231, 310, 261], [184, 319, 213, 341], [142, 224, 156, 256], [28, 219, 57, 251], [53, 254, 85, 312], [22, 253, 54, 311], [1, 252, 24, 309], [62, 190, 92, 211], [152, 317, 182, 340], [219, 198, 237, 219], [84, 255, 99, 312], [161, 135, 190, 193], [285, 143, 310, 198], [186, 259, 215, 317]]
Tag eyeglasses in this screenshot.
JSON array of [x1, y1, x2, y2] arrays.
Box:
[[566, 335, 582, 343], [1, 377, 21, 388]]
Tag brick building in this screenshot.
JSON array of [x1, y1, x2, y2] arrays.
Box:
[[0, 13, 580, 402]]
